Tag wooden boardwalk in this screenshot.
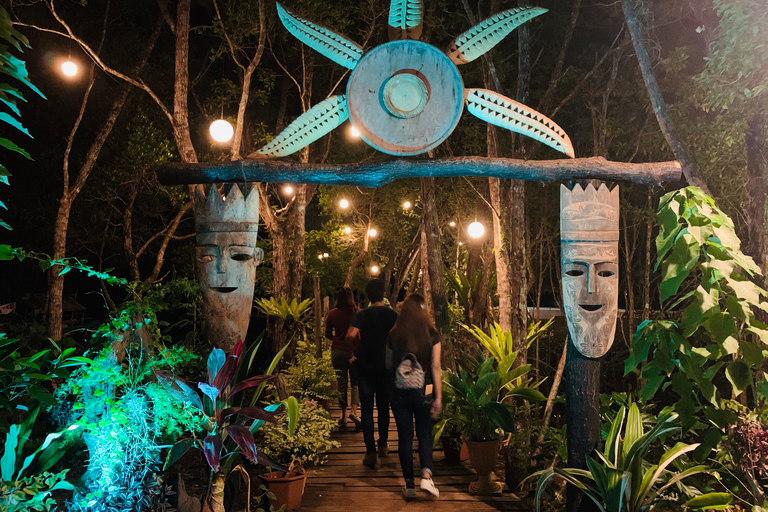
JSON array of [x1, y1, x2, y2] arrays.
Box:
[[298, 408, 532, 511]]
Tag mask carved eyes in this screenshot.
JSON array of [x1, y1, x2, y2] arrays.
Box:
[[200, 254, 216, 263], [565, 269, 584, 277], [231, 253, 253, 261], [598, 270, 615, 277]]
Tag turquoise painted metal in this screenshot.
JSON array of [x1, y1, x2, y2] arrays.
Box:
[[276, 4, 363, 70], [256, 95, 349, 158], [260, 1, 573, 159]]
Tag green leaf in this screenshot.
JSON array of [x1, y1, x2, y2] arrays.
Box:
[[684, 492, 732, 510], [0, 244, 12, 260], [0, 137, 31, 159], [725, 361, 751, 395], [164, 438, 196, 470], [660, 234, 699, 302]]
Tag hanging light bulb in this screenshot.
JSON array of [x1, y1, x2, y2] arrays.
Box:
[[368, 229, 377, 237], [343, 227, 352, 234], [403, 201, 411, 209], [350, 126, 360, 137], [468, 221, 485, 239], [339, 199, 349, 209], [284, 185, 294, 195], [209, 119, 234, 142], [371, 265, 379, 274], [449, 221, 456, 227], [61, 60, 77, 77]]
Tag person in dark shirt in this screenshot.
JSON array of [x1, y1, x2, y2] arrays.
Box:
[[386, 293, 442, 498], [345, 279, 398, 469], [325, 287, 360, 427]]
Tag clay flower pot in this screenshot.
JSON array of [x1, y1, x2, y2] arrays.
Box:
[[465, 439, 502, 495], [260, 471, 307, 511]]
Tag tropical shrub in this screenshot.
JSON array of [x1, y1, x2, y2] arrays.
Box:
[[282, 342, 339, 403], [529, 403, 732, 512], [257, 399, 339, 473]]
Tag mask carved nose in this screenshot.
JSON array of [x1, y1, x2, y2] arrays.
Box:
[[587, 265, 596, 294]]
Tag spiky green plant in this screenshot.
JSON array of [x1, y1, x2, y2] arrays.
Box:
[[529, 403, 732, 512]]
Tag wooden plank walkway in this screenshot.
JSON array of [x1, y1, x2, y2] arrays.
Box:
[[298, 408, 532, 511]]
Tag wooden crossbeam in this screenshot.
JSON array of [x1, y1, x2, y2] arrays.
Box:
[[157, 156, 681, 186]]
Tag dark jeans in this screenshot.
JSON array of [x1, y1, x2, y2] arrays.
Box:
[[390, 387, 433, 487], [331, 349, 359, 409], [357, 367, 390, 454]]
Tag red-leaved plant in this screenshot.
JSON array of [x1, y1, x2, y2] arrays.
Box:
[[156, 338, 297, 512]]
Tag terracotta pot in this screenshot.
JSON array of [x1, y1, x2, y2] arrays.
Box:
[[465, 439, 502, 495], [260, 471, 307, 511]]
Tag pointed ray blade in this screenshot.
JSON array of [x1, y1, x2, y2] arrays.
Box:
[[466, 88, 574, 157], [388, 0, 423, 41], [447, 7, 547, 65], [257, 95, 349, 157], [276, 3, 363, 70]]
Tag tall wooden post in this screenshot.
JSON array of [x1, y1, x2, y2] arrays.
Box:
[[314, 275, 322, 358], [565, 338, 601, 512]]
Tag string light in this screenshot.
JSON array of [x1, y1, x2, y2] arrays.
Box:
[[343, 227, 351, 234], [368, 229, 377, 237], [339, 199, 349, 208], [350, 126, 360, 137], [449, 221, 456, 227], [371, 265, 379, 274], [468, 221, 485, 239], [403, 201, 411, 209], [284, 185, 294, 195], [61, 60, 77, 77], [209, 119, 234, 142]]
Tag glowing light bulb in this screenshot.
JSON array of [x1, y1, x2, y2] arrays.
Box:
[[449, 221, 456, 227], [468, 221, 485, 239], [209, 119, 234, 142], [371, 265, 379, 274], [318, 254, 323, 260], [323, 252, 329, 258], [344, 227, 351, 234], [339, 199, 349, 208], [284, 185, 294, 195], [350, 126, 360, 137], [368, 229, 377, 237], [403, 201, 411, 209], [61, 61, 77, 77], [458, 242, 463, 246]]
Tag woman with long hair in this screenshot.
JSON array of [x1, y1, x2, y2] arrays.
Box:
[[326, 286, 361, 426], [386, 293, 442, 499]]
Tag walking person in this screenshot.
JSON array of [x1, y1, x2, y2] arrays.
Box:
[[326, 287, 361, 427], [386, 294, 442, 499], [345, 279, 398, 469]]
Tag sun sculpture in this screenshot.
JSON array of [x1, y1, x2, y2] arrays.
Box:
[[257, 0, 574, 158]]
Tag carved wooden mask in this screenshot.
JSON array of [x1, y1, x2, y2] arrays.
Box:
[[560, 183, 619, 358], [194, 185, 262, 351]]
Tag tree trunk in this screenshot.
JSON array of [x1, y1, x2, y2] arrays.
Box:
[[173, 0, 197, 164], [746, 111, 768, 279], [620, 0, 708, 194], [345, 225, 370, 287], [203, 468, 226, 512]]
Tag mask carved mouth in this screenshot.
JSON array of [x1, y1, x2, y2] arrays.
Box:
[[213, 287, 238, 293], [579, 304, 604, 312]]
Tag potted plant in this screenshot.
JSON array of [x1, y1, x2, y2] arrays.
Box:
[[256, 399, 339, 510], [443, 347, 545, 494]]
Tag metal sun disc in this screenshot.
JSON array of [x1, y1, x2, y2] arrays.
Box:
[[347, 40, 464, 156]]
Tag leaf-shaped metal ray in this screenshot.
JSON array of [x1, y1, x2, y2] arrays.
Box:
[[447, 7, 547, 65], [465, 89, 574, 158], [388, 0, 423, 41], [276, 3, 364, 70], [257, 95, 349, 157]]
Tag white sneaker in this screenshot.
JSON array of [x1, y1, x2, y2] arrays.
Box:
[[420, 477, 439, 497], [403, 486, 417, 499]]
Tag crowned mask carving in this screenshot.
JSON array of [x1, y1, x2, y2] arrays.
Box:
[[194, 184, 263, 351], [560, 183, 619, 358]]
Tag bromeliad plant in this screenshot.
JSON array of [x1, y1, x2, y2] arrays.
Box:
[[529, 403, 732, 512], [158, 338, 298, 512]]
